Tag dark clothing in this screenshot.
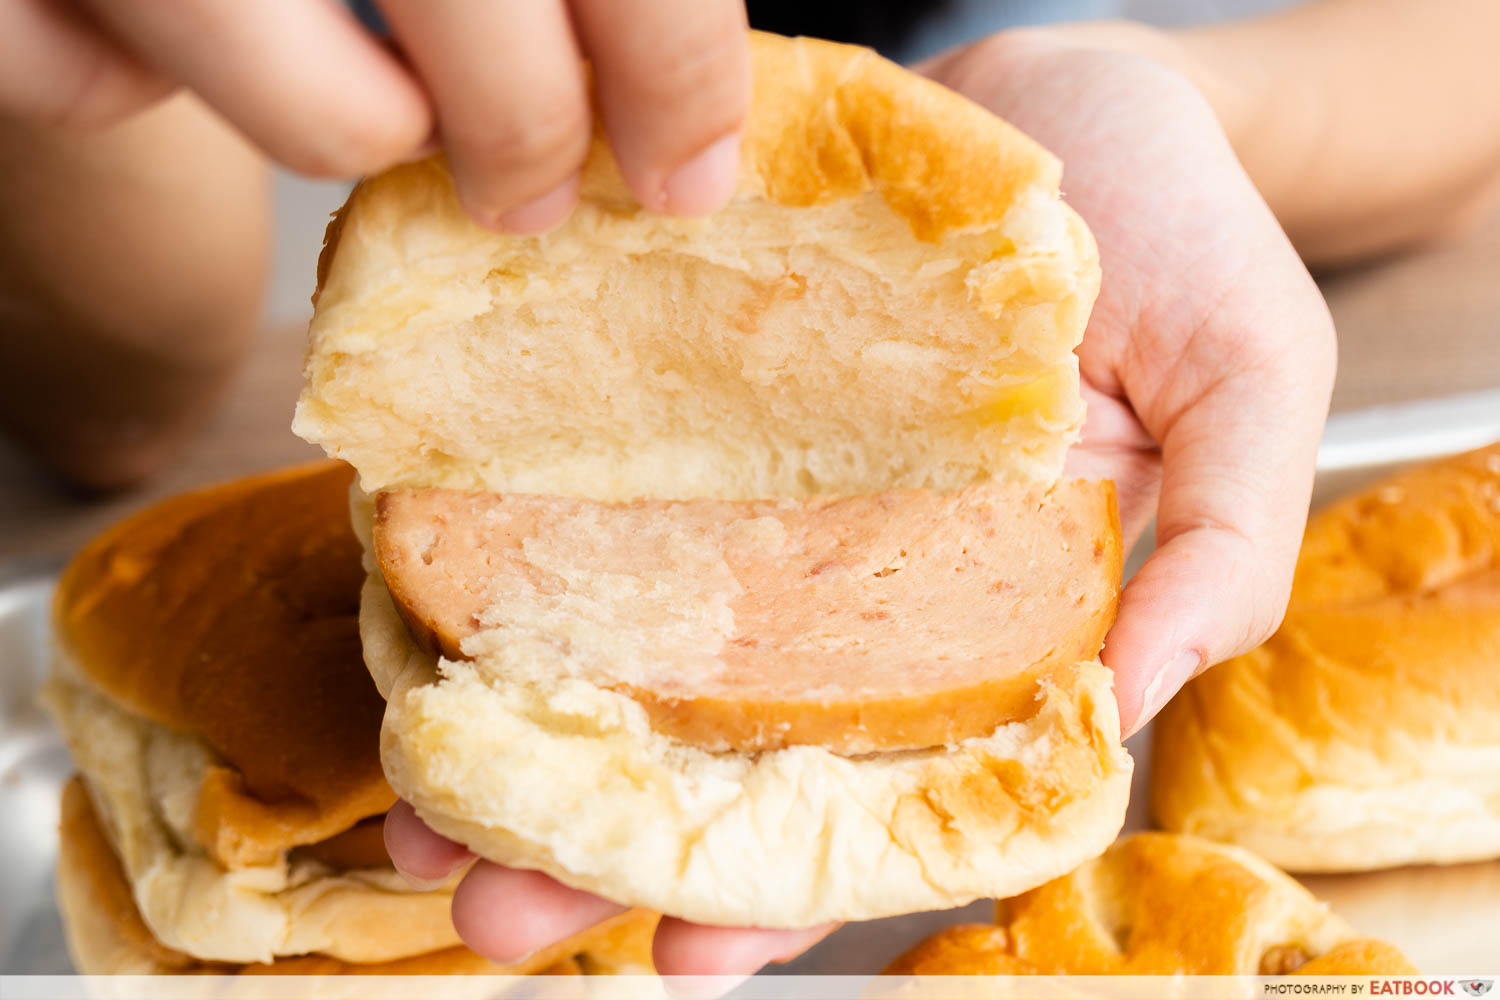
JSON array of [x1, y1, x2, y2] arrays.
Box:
[[746, 0, 952, 55]]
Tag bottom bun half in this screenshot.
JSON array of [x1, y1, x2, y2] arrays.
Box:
[[56, 777, 656, 978], [361, 576, 1133, 928]]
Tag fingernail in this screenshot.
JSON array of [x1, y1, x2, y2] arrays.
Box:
[[659, 133, 741, 216], [492, 176, 579, 234], [1133, 648, 1203, 733]]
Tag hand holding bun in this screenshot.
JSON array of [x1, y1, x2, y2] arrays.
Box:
[[299, 30, 1132, 955], [921, 27, 1337, 734]]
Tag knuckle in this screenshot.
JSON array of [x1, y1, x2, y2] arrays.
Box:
[[639, 31, 741, 102], [289, 106, 428, 178], [453, 93, 591, 176], [631, 34, 747, 132]]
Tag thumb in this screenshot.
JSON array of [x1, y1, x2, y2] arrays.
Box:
[[1106, 331, 1333, 737]]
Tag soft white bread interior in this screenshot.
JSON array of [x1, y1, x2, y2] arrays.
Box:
[[294, 34, 1099, 501], [882, 833, 1417, 975], [1151, 443, 1500, 871], [307, 30, 1128, 928]]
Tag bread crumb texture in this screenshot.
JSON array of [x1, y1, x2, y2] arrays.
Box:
[[1152, 443, 1500, 870], [295, 33, 1099, 501]]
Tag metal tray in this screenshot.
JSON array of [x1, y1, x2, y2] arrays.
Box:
[[4, 390, 1499, 975]]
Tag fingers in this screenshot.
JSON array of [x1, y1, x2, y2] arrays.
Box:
[[652, 919, 838, 976], [383, 800, 473, 888], [451, 862, 627, 964], [1108, 306, 1335, 736], [1064, 384, 1162, 549], [377, 0, 590, 231], [0, 0, 172, 125], [387, 801, 630, 965], [386, 797, 835, 974], [75, 0, 431, 177], [570, 0, 749, 216]]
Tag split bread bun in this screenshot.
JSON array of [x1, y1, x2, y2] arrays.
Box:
[[1151, 443, 1500, 871], [883, 833, 1417, 975], [43, 462, 657, 969], [305, 31, 1132, 927]]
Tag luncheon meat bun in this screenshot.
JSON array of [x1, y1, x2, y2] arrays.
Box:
[[294, 31, 1100, 502], [1151, 444, 1500, 871], [883, 833, 1417, 975], [308, 28, 1129, 928]]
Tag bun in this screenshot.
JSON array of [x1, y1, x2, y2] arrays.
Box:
[[42, 462, 445, 964], [56, 778, 657, 976], [1151, 444, 1500, 870], [294, 32, 1099, 502], [363, 573, 1130, 929], [883, 833, 1416, 975], [307, 29, 1128, 929], [45, 672, 461, 964], [50, 461, 391, 868]]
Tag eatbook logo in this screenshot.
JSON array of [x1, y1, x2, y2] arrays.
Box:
[[1462, 983, 1494, 997]]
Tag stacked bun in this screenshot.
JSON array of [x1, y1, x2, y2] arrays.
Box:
[[1151, 443, 1500, 871], [45, 462, 656, 974], [883, 834, 1415, 975], [296, 31, 1132, 928]]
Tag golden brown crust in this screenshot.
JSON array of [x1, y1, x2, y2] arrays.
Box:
[[289, 815, 390, 871], [731, 34, 1058, 241], [313, 33, 1062, 294], [373, 482, 1120, 753], [882, 833, 1415, 975], [1293, 940, 1419, 976], [57, 777, 657, 975], [51, 461, 394, 868], [1151, 443, 1500, 871]]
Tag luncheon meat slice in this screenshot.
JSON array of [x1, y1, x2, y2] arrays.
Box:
[[373, 482, 1120, 754]]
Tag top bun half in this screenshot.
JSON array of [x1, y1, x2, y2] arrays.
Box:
[[295, 31, 1100, 501]]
